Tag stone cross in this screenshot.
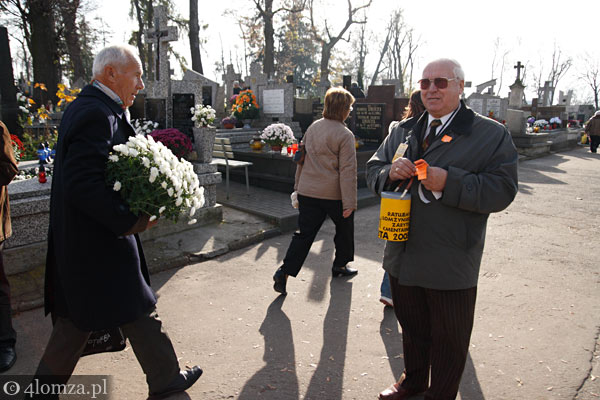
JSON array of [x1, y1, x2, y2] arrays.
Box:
[[246, 61, 268, 94], [541, 81, 554, 106], [222, 64, 241, 100], [514, 61, 524, 82], [145, 5, 178, 83]]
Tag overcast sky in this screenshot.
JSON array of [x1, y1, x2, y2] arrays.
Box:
[[86, 0, 600, 102]]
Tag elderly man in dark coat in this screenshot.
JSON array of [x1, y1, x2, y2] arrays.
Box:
[[367, 58, 518, 400], [34, 44, 202, 399]]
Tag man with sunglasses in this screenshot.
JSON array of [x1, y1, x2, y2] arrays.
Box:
[[367, 58, 518, 400]]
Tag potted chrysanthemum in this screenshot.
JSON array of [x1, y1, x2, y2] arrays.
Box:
[[106, 134, 205, 225], [260, 123, 295, 152], [191, 104, 217, 163], [231, 89, 259, 129]]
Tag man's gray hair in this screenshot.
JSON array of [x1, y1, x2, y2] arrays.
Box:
[[427, 58, 465, 81], [92, 44, 141, 78]]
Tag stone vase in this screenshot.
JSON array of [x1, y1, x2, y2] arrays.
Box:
[[242, 119, 252, 129], [193, 125, 217, 163]]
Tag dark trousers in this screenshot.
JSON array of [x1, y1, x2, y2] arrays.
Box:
[[389, 275, 477, 400], [34, 308, 179, 395], [0, 241, 16, 346], [281, 194, 354, 277], [590, 135, 600, 153]]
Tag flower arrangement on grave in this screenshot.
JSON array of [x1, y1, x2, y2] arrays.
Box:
[[190, 104, 216, 128], [231, 89, 260, 120], [10, 134, 25, 163], [550, 117, 561, 129], [148, 128, 193, 159], [132, 119, 159, 135], [533, 119, 549, 129], [106, 134, 205, 224], [221, 116, 237, 129], [260, 123, 294, 149]]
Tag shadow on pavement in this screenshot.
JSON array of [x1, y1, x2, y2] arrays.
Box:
[[238, 296, 299, 399], [304, 276, 353, 400]]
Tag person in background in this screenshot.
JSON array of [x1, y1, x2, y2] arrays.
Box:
[[350, 82, 365, 99], [33, 44, 202, 398], [367, 58, 518, 400], [273, 87, 357, 295], [379, 90, 425, 308], [232, 80, 242, 95], [584, 110, 600, 153], [0, 121, 19, 373]]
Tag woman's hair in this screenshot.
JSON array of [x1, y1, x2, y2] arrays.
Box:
[[323, 87, 355, 122], [92, 44, 140, 78], [402, 89, 425, 120]]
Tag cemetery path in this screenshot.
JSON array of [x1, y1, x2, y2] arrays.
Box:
[[7, 146, 600, 400]]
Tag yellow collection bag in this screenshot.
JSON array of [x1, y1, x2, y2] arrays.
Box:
[[378, 191, 411, 242]]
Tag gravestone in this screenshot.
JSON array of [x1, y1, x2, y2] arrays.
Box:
[[145, 98, 167, 128], [508, 80, 525, 108], [173, 68, 222, 119], [172, 93, 195, 137], [466, 92, 508, 120], [558, 90, 573, 106], [352, 103, 385, 144], [382, 79, 403, 98], [245, 61, 268, 104], [222, 64, 241, 102], [475, 79, 496, 94], [358, 85, 396, 136], [143, 5, 178, 127], [312, 102, 324, 122], [0, 26, 20, 136], [342, 75, 352, 91], [130, 93, 146, 121], [540, 81, 554, 107], [259, 82, 294, 121]]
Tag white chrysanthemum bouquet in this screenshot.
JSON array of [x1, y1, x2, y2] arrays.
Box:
[[190, 104, 216, 128], [131, 119, 159, 135], [106, 134, 205, 225], [260, 123, 295, 147]]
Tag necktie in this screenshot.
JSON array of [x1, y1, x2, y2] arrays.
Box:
[[423, 119, 442, 151]]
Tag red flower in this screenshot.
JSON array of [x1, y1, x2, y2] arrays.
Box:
[[148, 129, 193, 158]]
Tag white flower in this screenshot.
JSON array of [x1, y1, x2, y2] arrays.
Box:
[[190, 206, 196, 216], [113, 181, 122, 191], [167, 188, 174, 197], [149, 215, 157, 222], [175, 197, 183, 206], [142, 157, 151, 168], [159, 206, 166, 214], [191, 104, 216, 127], [108, 154, 119, 162], [161, 181, 168, 189], [187, 219, 197, 225], [260, 123, 295, 146]]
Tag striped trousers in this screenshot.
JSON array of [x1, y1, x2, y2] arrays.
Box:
[[389, 275, 477, 400]]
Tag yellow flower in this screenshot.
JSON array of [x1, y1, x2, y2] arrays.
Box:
[[34, 83, 47, 91]]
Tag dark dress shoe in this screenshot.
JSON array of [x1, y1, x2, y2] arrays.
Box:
[[148, 366, 202, 399], [0, 344, 16, 373], [378, 382, 426, 400], [332, 265, 358, 277], [273, 267, 288, 295]]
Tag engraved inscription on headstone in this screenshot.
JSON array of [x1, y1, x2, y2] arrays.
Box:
[[201, 86, 212, 106], [145, 98, 167, 129], [172, 93, 195, 137], [468, 98, 483, 115], [353, 103, 385, 143], [130, 93, 146, 121], [262, 89, 284, 114]]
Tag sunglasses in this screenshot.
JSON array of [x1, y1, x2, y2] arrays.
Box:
[[418, 77, 458, 90]]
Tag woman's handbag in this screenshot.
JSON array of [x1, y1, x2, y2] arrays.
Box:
[[293, 143, 306, 165], [81, 327, 126, 357]]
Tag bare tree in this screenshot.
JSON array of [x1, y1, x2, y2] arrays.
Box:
[[580, 53, 600, 110], [351, 14, 367, 90], [490, 37, 509, 95], [369, 18, 393, 87], [188, 0, 202, 73], [252, 0, 305, 78], [309, 0, 372, 88], [546, 42, 572, 105]]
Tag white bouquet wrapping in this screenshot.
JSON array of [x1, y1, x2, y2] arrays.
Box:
[[290, 191, 299, 209], [191, 104, 216, 128], [106, 134, 205, 224]]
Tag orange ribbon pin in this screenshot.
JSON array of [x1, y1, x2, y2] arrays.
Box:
[[441, 135, 452, 143]]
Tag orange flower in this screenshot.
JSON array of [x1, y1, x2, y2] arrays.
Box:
[[34, 83, 47, 91]]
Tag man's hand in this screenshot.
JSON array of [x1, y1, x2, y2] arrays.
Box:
[[421, 166, 447, 192], [123, 215, 158, 236], [388, 157, 416, 181]]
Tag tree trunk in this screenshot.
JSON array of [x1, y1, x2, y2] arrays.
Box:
[[59, 0, 86, 82], [28, 0, 60, 106], [263, 0, 274, 77], [131, 0, 147, 77], [319, 44, 331, 86], [189, 0, 203, 74]]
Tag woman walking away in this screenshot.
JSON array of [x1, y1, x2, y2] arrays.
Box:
[[273, 87, 357, 295]]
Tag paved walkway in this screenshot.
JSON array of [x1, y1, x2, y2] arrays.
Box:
[[5, 146, 600, 399]]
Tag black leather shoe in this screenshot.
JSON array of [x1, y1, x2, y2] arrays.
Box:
[[0, 344, 16, 373], [332, 265, 358, 277], [273, 267, 288, 295], [148, 366, 202, 399]]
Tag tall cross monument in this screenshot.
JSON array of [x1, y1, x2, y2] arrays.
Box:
[[145, 5, 178, 92]]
